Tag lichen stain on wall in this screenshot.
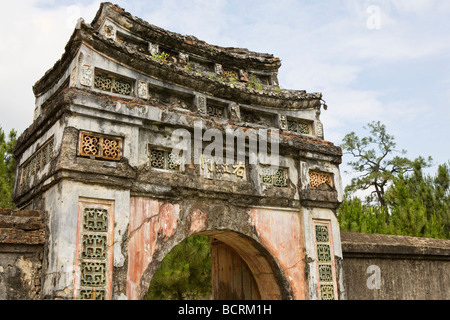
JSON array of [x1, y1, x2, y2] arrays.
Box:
[[189, 209, 207, 234]]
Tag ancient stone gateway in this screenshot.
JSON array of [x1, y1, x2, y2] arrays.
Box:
[[12, 3, 344, 300]]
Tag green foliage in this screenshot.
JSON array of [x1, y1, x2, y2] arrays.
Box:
[[227, 76, 239, 85], [247, 74, 263, 90], [338, 190, 447, 239], [208, 74, 224, 82], [340, 121, 432, 207], [145, 235, 212, 300], [152, 51, 169, 63], [184, 62, 194, 72], [273, 86, 282, 93], [385, 160, 450, 238], [0, 127, 17, 208], [338, 121, 449, 239], [337, 196, 390, 234]]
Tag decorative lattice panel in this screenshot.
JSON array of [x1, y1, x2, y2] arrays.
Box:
[[21, 138, 54, 185], [313, 222, 337, 300], [315, 225, 330, 242], [317, 244, 331, 262], [102, 138, 121, 160], [94, 72, 132, 96], [309, 171, 333, 189], [260, 167, 288, 187], [79, 132, 122, 161], [287, 119, 312, 135], [79, 288, 106, 300], [149, 149, 182, 171], [206, 104, 225, 118], [273, 169, 287, 187], [81, 234, 107, 259], [83, 208, 109, 232], [224, 70, 238, 79], [318, 264, 333, 282], [78, 205, 111, 300], [80, 262, 107, 287], [112, 79, 132, 95], [320, 284, 335, 300]]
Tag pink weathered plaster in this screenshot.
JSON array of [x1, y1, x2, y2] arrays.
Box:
[[250, 208, 306, 299], [127, 197, 180, 299]]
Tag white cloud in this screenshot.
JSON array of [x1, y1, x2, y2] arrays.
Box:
[[0, 0, 101, 134]]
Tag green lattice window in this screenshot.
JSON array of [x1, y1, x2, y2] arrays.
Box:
[[81, 234, 107, 259], [315, 225, 330, 243], [149, 148, 182, 171], [314, 222, 337, 300], [260, 167, 288, 187], [287, 119, 312, 135], [20, 138, 54, 185], [320, 285, 335, 300], [318, 264, 333, 282], [78, 206, 110, 300], [80, 262, 107, 287], [82, 208, 109, 232], [79, 288, 106, 300]]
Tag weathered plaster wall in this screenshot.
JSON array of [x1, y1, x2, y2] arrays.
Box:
[[126, 197, 309, 300], [0, 209, 44, 300], [249, 207, 306, 299], [302, 207, 344, 300], [41, 180, 129, 299], [341, 232, 450, 300]]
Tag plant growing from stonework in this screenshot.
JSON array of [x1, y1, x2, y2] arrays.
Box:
[[274, 86, 282, 93], [227, 76, 238, 85], [208, 74, 223, 82], [152, 51, 170, 63], [184, 62, 194, 72]]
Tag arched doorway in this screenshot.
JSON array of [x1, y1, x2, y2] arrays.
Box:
[[141, 230, 289, 300], [126, 198, 296, 300]]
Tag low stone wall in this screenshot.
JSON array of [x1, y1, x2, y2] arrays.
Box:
[[0, 209, 45, 300], [341, 232, 450, 300]]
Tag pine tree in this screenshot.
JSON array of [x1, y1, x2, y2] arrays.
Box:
[[340, 121, 431, 208], [386, 161, 449, 239], [338, 162, 449, 239], [145, 235, 212, 300], [0, 127, 17, 208]]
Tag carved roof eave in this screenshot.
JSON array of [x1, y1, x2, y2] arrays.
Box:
[[32, 22, 323, 111], [91, 2, 282, 71]]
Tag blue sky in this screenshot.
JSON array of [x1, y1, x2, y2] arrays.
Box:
[[0, 0, 449, 189]]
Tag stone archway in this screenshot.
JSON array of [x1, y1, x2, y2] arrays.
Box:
[[138, 229, 287, 300], [126, 197, 295, 300]]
